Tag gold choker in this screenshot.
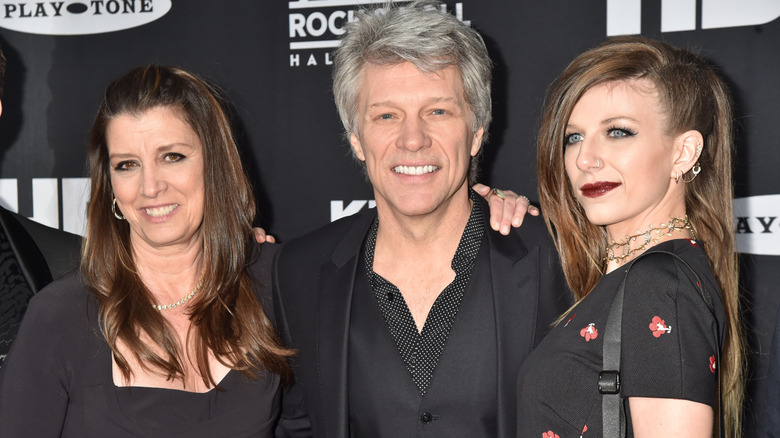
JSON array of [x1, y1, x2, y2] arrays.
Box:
[[152, 278, 204, 311], [605, 216, 694, 264]]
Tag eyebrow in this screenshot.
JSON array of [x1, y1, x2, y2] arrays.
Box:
[[600, 116, 640, 125], [109, 143, 194, 160], [368, 96, 458, 108], [566, 116, 640, 131]]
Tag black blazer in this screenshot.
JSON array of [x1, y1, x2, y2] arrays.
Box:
[[273, 198, 570, 438], [0, 206, 81, 289], [0, 206, 81, 365]]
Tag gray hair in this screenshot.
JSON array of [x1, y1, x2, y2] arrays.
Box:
[[332, 0, 493, 180]]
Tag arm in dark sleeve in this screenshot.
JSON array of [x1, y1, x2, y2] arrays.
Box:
[[272, 247, 313, 438], [0, 291, 70, 435]]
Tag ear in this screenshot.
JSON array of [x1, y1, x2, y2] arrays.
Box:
[[0, 99, 4, 118], [350, 132, 365, 161], [671, 130, 703, 179], [470, 127, 485, 157]]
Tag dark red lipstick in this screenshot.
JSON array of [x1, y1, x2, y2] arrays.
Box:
[[580, 181, 621, 198]]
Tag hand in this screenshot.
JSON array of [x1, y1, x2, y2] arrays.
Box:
[[253, 227, 276, 244], [472, 183, 539, 236]]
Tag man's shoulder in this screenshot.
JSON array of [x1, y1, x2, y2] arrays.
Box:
[[280, 209, 374, 257], [482, 211, 555, 252]]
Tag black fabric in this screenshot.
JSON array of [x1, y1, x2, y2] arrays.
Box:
[[0, 243, 282, 437], [0, 206, 81, 368], [764, 304, 780, 436], [0, 225, 35, 367], [273, 196, 570, 438], [517, 239, 725, 438], [348, 224, 498, 437], [601, 250, 718, 438], [0, 206, 81, 285], [363, 191, 484, 395]]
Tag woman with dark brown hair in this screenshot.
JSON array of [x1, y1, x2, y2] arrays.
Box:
[[0, 66, 292, 436], [517, 36, 743, 437]]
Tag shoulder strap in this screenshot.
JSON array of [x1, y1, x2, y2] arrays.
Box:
[[600, 249, 722, 438]]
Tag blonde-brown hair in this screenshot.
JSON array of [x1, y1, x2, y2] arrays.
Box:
[[83, 65, 292, 388], [537, 36, 743, 436]]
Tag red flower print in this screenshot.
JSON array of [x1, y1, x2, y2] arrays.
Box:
[[543, 431, 560, 438], [709, 355, 717, 373], [580, 323, 598, 341], [564, 313, 576, 327], [687, 239, 699, 247], [649, 316, 672, 338]]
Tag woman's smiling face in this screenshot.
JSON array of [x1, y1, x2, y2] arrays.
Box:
[[107, 106, 205, 252]]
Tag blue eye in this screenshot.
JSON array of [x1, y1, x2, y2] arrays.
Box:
[[564, 133, 584, 146], [380, 114, 393, 120], [432, 109, 446, 115], [607, 127, 637, 138]]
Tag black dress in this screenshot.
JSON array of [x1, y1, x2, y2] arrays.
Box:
[[0, 243, 281, 437], [517, 239, 725, 438]]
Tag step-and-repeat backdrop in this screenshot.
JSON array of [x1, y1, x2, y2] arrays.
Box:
[[0, 0, 777, 432]]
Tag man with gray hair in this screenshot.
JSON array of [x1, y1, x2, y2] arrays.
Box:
[[273, 2, 567, 436]]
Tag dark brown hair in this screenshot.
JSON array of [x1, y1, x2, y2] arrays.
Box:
[[83, 65, 292, 388], [537, 36, 742, 435]]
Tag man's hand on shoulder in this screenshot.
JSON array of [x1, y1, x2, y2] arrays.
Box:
[[472, 183, 539, 236], [253, 227, 276, 244]]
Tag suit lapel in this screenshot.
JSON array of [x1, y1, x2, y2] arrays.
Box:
[[316, 209, 376, 438], [487, 222, 542, 437]]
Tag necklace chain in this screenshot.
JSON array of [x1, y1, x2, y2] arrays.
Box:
[[605, 216, 694, 264], [152, 278, 204, 311]]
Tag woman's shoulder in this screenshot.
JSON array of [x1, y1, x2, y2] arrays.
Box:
[[25, 271, 95, 328], [629, 239, 713, 281], [624, 239, 721, 309]]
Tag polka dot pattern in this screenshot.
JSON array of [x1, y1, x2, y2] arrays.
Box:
[[364, 190, 485, 395]]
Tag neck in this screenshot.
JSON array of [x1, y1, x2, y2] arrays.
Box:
[[131, 235, 205, 304], [604, 214, 694, 272], [374, 189, 472, 254]]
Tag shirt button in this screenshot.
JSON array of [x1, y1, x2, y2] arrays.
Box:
[[386, 292, 394, 301], [420, 412, 433, 424]]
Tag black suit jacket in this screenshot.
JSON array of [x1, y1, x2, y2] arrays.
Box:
[[273, 199, 569, 438], [0, 206, 81, 365], [0, 206, 81, 288]]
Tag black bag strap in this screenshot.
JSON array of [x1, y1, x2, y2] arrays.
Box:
[[600, 250, 722, 438]]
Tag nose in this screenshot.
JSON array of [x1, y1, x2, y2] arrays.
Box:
[[575, 137, 601, 172], [396, 115, 432, 152], [140, 164, 166, 198]]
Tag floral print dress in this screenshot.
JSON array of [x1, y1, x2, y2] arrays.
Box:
[[516, 239, 725, 437]]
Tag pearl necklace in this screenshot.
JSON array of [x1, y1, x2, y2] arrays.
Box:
[[152, 278, 204, 311], [605, 216, 694, 264]]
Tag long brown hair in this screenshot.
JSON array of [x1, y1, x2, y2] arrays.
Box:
[[537, 36, 743, 435], [82, 65, 292, 388]]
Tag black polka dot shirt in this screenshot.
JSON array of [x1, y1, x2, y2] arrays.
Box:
[[363, 189, 485, 395]]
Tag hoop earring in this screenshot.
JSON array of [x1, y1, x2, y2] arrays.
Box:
[[675, 170, 681, 184], [683, 163, 702, 183], [112, 197, 125, 220]]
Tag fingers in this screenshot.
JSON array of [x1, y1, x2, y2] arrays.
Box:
[[472, 183, 491, 198], [473, 183, 539, 235], [253, 227, 277, 244], [495, 189, 520, 235]]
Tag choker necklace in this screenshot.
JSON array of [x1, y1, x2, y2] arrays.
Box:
[[152, 278, 204, 311], [605, 216, 694, 264]]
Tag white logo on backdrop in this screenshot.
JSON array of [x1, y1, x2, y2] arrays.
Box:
[[0, 0, 171, 35], [734, 194, 780, 257], [0, 178, 89, 235], [288, 0, 469, 67], [607, 0, 780, 36]]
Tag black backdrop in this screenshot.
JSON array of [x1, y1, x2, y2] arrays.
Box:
[[0, 1, 777, 433]]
